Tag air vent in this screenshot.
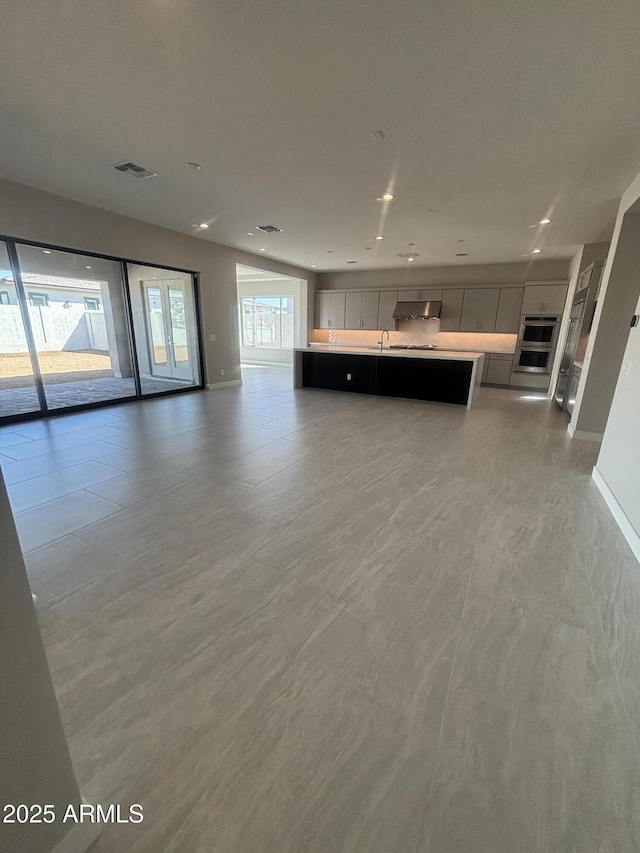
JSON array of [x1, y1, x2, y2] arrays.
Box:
[[256, 224, 283, 234], [112, 162, 158, 179], [396, 252, 420, 259]]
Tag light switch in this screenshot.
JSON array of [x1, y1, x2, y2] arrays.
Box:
[[346, 373, 352, 380], [622, 359, 632, 376], [209, 334, 216, 342]]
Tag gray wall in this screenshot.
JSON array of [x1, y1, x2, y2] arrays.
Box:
[[571, 212, 640, 435], [0, 468, 82, 853], [595, 291, 640, 541], [0, 178, 317, 386], [318, 258, 570, 291]]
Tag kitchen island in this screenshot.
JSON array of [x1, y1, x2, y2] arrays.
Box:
[[294, 346, 485, 408]]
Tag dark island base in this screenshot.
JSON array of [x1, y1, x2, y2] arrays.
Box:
[[301, 352, 473, 406]]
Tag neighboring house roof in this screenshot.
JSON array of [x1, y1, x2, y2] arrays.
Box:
[[20, 274, 101, 292]]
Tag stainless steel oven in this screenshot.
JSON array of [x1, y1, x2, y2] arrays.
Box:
[[518, 315, 560, 348], [513, 314, 561, 375], [514, 346, 554, 374]]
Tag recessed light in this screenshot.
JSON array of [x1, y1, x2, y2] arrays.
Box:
[[532, 248, 542, 253], [85, 265, 91, 269], [539, 218, 552, 225], [456, 253, 469, 257], [408, 242, 416, 247], [371, 130, 385, 141], [364, 247, 372, 250], [259, 248, 267, 252], [326, 250, 333, 254], [346, 260, 358, 264], [199, 223, 209, 229], [247, 232, 254, 236], [311, 264, 317, 268], [375, 235, 384, 241], [457, 239, 465, 243], [381, 193, 394, 201], [42, 249, 52, 254], [186, 162, 201, 170], [407, 257, 415, 262]]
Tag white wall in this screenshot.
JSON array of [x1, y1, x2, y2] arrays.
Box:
[[0, 178, 318, 386], [0, 468, 87, 853], [571, 206, 640, 438], [593, 291, 640, 558]]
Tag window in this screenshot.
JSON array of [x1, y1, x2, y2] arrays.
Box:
[[241, 296, 293, 348], [29, 292, 49, 307], [0, 291, 9, 305], [84, 296, 101, 311]]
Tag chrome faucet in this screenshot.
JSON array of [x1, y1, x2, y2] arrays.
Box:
[[379, 329, 390, 352]]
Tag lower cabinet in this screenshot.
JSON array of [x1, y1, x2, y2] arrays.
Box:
[[302, 352, 376, 394], [302, 352, 473, 406], [484, 353, 514, 386]]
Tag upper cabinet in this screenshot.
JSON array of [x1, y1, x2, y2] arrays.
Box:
[[494, 287, 524, 333], [315, 291, 346, 329], [377, 290, 397, 330], [522, 284, 568, 315], [345, 291, 380, 330], [439, 289, 464, 332], [459, 288, 500, 332], [397, 289, 443, 302]]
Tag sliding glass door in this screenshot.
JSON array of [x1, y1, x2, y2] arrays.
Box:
[[0, 239, 204, 423], [0, 241, 42, 418]]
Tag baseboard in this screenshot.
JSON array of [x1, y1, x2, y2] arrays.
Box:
[[592, 466, 640, 562], [52, 821, 102, 853], [206, 379, 242, 390], [567, 422, 603, 442]]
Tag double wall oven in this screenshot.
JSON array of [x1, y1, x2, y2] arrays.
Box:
[[513, 315, 561, 375]]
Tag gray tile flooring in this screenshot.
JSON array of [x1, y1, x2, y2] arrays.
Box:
[[3, 364, 640, 851]]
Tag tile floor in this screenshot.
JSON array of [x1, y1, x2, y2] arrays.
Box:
[[2, 364, 640, 851]]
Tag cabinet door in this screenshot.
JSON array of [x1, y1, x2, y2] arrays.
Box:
[[344, 292, 362, 330], [329, 292, 346, 329], [315, 292, 331, 329], [494, 288, 524, 333], [439, 289, 464, 331], [486, 356, 514, 385], [377, 291, 397, 329], [302, 352, 376, 394], [522, 284, 567, 315], [360, 291, 380, 330], [459, 288, 500, 332]]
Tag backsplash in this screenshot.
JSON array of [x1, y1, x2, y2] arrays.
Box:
[[312, 321, 517, 353]]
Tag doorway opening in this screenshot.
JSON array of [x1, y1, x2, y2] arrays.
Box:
[[235, 264, 308, 379]]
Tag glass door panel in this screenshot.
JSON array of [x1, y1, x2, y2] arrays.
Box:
[[0, 241, 42, 418], [14, 244, 136, 409], [127, 265, 201, 395]]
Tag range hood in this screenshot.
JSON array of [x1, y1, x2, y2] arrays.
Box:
[[392, 300, 442, 320]]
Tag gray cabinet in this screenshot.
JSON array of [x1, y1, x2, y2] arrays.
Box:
[[459, 288, 500, 332], [495, 288, 524, 333], [522, 284, 568, 315], [315, 291, 346, 329], [484, 353, 514, 385], [377, 290, 397, 330], [439, 289, 464, 332], [565, 364, 582, 416], [345, 291, 379, 330], [397, 289, 443, 302]]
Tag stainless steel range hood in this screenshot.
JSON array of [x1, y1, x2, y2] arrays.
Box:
[[392, 300, 442, 320]]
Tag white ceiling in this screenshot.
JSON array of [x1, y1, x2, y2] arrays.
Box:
[[2, 0, 640, 272]]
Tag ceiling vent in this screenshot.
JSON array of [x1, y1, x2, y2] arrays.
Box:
[[396, 252, 420, 259], [256, 224, 283, 234], [112, 161, 158, 179]]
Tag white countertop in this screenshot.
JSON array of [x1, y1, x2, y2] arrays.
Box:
[[297, 345, 485, 362]]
